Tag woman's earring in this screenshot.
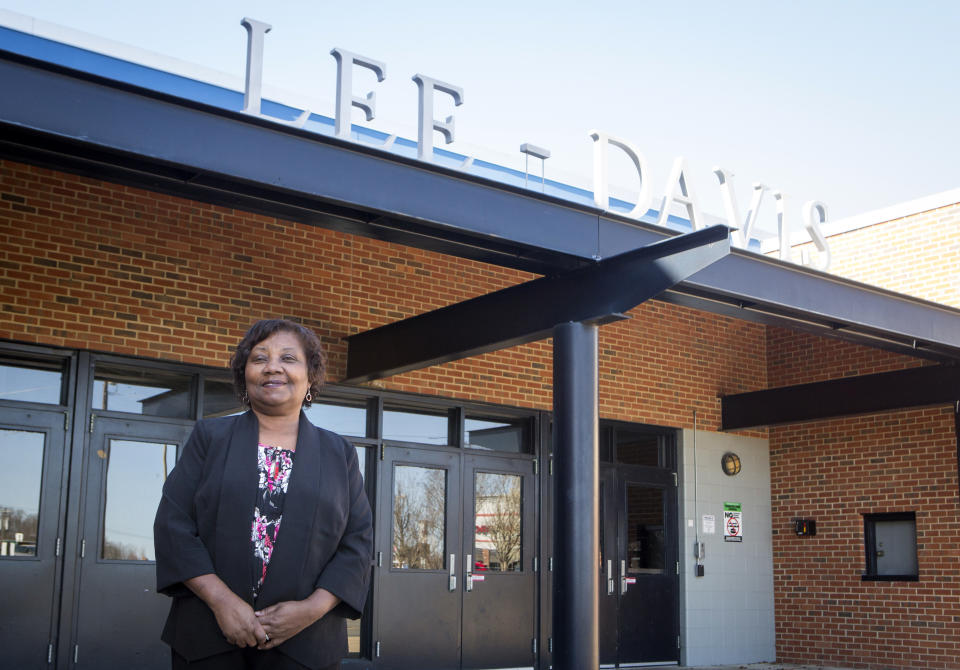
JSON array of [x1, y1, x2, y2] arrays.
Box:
[[241, 391, 248, 406], [305, 391, 313, 403]]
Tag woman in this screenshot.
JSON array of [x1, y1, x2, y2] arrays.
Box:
[[154, 319, 373, 670]]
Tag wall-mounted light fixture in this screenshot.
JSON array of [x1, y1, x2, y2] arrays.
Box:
[[720, 451, 741, 476]]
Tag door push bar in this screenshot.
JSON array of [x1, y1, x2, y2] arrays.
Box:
[[607, 559, 615, 596], [465, 554, 474, 592], [449, 554, 456, 591]]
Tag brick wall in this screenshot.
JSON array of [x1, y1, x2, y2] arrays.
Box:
[[767, 327, 960, 669], [770, 406, 959, 669], [768, 201, 960, 668], [0, 159, 766, 431]]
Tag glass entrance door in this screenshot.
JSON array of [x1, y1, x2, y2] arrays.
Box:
[[69, 416, 192, 669], [376, 447, 463, 670], [376, 447, 538, 670], [461, 453, 536, 670], [0, 407, 68, 670], [597, 428, 679, 667], [598, 466, 618, 666], [617, 476, 677, 663]]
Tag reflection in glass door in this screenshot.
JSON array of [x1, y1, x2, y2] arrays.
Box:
[[376, 447, 462, 670], [461, 455, 536, 670], [0, 410, 67, 670], [71, 417, 191, 669], [617, 477, 678, 665], [375, 447, 538, 670]]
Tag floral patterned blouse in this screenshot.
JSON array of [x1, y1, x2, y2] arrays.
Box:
[[251, 443, 295, 599]]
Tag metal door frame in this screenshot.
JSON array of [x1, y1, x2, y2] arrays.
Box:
[[460, 450, 538, 670], [596, 425, 680, 668], [0, 404, 70, 668], [68, 414, 193, 668]]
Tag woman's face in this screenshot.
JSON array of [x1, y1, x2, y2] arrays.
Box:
[[244, 330, 311, 416]]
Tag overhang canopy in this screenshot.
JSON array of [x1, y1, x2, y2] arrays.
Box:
[[721, 364, 960, 430], [3, 47, 960, 364], [345, 225, 730, 382]]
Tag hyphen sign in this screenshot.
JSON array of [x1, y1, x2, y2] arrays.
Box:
[[239, 17, 830, 270]]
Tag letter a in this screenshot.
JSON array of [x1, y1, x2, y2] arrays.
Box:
[[658, 157, 704, 230]]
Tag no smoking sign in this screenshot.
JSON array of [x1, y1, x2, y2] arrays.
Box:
[[723, 502, 743, 543]]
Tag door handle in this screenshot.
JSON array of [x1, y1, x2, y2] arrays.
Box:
[[449, 554, 456, 591], [465, 553, 473, 592], [620, 559, 627, 595], [606, 559, 614, 596]]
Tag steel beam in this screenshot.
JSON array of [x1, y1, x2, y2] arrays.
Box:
[[721, 364, 960, 430], [344, 226, 730, 382], [0, 52, 597, 270], [552, 321, 600, 670], [5, 50, 960, 361]]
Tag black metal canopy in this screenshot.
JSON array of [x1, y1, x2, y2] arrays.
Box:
[[3, 48, 960, 365], [721, 364, 960, 430], [345, 225, 730, 382]]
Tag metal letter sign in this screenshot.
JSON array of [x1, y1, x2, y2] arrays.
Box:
[[714, 168, 767, 249], [588, 128, 832, 269], [723, 502, 743, 543], [657, 156, 705, 230], [232, 16, 830, 268], [240, 18, 309, 127], [331, 48, 386, 139], [412, 74, 464, 161], [589, 129, 653, 219]]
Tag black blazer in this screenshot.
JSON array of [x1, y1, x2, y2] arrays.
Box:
[[154, 411, 373, 669]]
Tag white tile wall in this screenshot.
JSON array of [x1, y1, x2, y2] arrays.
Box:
[[678, 429, 776, 666]]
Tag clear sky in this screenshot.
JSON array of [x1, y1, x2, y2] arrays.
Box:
[[2, 0, 958, 230]]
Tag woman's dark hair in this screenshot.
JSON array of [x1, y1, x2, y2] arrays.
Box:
[[230, 319, 326, 408]]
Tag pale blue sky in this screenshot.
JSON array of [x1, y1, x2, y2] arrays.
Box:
[[1, 0, 958, 230]]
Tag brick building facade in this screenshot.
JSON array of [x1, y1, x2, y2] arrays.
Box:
[[0, 159, 768, 421], [768, 197, 960, 669], [2, 17, 960, 670]]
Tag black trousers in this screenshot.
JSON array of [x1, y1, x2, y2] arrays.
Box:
[[172, 648, 339, 670]]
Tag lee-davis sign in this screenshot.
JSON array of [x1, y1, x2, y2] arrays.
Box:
[[239, 17, 831, 270]]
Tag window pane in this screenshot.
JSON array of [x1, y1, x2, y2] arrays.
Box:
[[625, 485, 664, 574], [102, 440, 176, 561], [93, 364, 192, 419], [356, 446, 367, 483], [876, 519, 918, 576], [474, 472, 522, 572], [383, 408, 448, 445], [202, 378, 242, 418], [0, 361, 63, 405], [0, 430, 44, 557], [347, 617, 361, 657], [305, 400, 367, 437], [465, 416, 530, 453], [598, 480, 605, 563], [392, 465, 446, 570], [599, 425, 613, 463], [616, 430, 661, 467]]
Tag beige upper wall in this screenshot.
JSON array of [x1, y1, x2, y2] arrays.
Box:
[[782, 191, 960, 307]]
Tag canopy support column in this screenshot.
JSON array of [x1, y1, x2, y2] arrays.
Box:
[[552, 320, 600, 670]]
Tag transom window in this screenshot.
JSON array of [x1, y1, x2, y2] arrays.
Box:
[[92, 363, 193, 419], [0, 358, 65, 405]]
